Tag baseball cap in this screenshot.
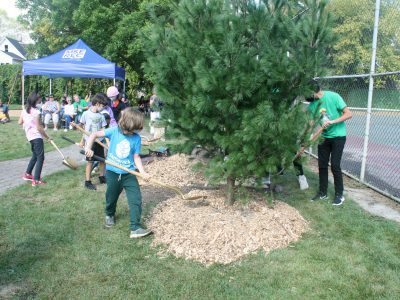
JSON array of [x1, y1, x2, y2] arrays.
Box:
[[107, 86, 119, 98]]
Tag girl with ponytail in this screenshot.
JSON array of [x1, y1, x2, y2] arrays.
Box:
[[19, 92, 51, 186]]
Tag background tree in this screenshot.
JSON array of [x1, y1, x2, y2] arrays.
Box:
[[327, 0, 400, 75], [15, 0, 171, 95], [145, 0, 334, 203]]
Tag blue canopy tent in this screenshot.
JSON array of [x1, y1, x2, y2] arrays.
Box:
[[22, 39, 125, 105]]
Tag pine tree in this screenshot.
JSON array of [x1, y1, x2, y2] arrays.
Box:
[[145, 0, 334, 204]]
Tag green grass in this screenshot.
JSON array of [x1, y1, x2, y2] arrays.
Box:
[[0, 117, 83, 161], [1, 166, 399, 299], [7, 104, 22, 110]]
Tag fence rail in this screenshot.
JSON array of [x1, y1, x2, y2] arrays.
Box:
[[308, 0, 400, 202]]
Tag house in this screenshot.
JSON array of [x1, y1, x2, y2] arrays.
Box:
[[0, 37, 27, 65]]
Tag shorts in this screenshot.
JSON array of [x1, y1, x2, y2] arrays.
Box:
[[86, 142, 105, 162]]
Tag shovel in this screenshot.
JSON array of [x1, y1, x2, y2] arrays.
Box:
[[63, 136, 205, 200], [49, 139, 79, 170], [78, 150, 205, 201]]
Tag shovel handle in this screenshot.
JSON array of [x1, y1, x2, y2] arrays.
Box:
[[49, 139, 65, 159], [78, 150, 185, 197], [61, 135, 80, 146], [71, 123, 109, 149], [80, 149, 142, 177]]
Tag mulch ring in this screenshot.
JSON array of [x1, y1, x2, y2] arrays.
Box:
[[141, 154, 309, 265]]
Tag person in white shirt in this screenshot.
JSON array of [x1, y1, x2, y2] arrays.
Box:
[[63, 96, 76, 131]]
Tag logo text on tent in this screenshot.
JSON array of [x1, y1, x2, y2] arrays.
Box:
[[62, 49, 86, 59]]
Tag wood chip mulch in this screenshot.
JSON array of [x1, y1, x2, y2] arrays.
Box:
[[143, 154, 309, 265]]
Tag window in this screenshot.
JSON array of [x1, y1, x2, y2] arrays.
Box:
[[4, 45, 8, 52]]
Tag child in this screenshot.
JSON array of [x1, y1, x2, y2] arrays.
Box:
[[84, 107, 152, 238], [79, 93, 108, 190], [19, 92, 51, 186], [0, 99, 10, 123]]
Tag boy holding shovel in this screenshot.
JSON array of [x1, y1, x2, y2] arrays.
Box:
[[84, 108, 152, 239], [78, 93, 108, 190]]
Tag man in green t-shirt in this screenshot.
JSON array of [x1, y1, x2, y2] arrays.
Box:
[[73, 94, 88, 123], [307, 80, 352, 206]]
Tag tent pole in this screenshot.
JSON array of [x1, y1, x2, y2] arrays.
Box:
[[113, 78, 116, 86], [21, 74, 25, 108], [123, 80, 126, 95], [49, 78, 52, 95]]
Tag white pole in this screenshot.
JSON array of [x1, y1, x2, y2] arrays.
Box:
[[360, 0, 380, 182], [113, 78, 116, 86], [123, 80, 126, 94], [21, 74, 25, 108], [49, 78, 52, 95]]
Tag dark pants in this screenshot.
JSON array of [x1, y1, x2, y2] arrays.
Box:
[[26, 138, 45, 181], [105, 170, 142, 231], [318, 136, 346, 196], [64, 115, 73, 129]]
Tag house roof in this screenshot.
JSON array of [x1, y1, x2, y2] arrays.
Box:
[[3, 37, 27, 58], [0, 50, 24, 60]]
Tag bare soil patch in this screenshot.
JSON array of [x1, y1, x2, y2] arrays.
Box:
[[142, 154, 309, 265]]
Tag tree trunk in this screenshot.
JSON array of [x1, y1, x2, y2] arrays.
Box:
[[226, 176, 235, 205]]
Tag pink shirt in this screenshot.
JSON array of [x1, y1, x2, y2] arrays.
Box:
[[22, 108, 43, 141]]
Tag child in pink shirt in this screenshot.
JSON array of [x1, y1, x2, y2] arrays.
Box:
[[19, 92, 51, 186]]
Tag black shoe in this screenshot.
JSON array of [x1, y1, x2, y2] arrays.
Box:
[[332, 195, 345, 206], [311, 192, 327, 201], [85, 180, 97, 190], [99, 176, 106, 184]]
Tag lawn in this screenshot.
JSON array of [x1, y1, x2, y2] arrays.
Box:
[[1, 163, 400, 299], [0, 117, 83, 161]]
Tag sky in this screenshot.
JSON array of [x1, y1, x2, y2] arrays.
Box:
[[0, 0, 21, 18]]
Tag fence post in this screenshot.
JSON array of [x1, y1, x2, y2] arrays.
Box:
[[360, 0, 381, 182]]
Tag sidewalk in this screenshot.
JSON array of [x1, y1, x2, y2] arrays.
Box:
[[0, 144, 84, 195]]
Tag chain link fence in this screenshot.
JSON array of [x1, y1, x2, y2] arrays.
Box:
[[310, 0, 400, 202]]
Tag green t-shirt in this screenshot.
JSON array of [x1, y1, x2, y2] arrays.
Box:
[[73, 99, 88, 115], [308, 91, 347, 138]]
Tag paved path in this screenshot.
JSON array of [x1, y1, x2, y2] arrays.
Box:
[[0, 144, 85, 194]]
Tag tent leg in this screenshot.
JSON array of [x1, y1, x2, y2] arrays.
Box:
[[113, 78, 116, 86], [22, 75, 25, 108], [49, 78, 52, 95], [123, 80, 126, 95]]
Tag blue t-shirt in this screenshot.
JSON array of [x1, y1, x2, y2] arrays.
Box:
[[104, 127, 141, 174]]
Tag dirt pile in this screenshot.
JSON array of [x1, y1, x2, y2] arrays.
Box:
[[143, 154, 309, 265]]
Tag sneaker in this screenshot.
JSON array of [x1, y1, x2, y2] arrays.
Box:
[[105, 215, 115, 228], [64, 128, 68, 132], [262, 175, 271, 189], [130, 228, 152, 238], [99, 176, 106, 184], [85, 180, 97, 190], [22, 173, 34, 181], [311, 192, 327, 201], [332, 195, 345, 206], [69, 125, 73, 130], [298, 175, 309, 190], [32, 180, 46, 187]]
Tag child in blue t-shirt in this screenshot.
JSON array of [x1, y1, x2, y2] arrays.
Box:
[[84, 107, 151, 238]]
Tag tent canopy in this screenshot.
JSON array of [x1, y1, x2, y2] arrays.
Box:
[[22, 39, 125, 80]]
